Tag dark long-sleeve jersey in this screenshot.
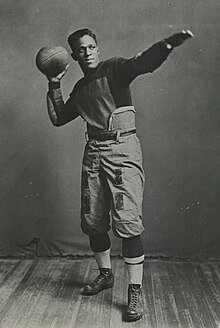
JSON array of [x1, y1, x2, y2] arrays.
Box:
[[47, 40, 172, 131]]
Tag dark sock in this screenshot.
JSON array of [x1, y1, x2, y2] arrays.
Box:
[[89, 232, 111, 252], [122, 235, 144, 258]]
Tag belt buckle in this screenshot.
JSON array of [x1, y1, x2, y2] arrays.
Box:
[[115, 131, 121, 143], [85, 132, 89, 142]]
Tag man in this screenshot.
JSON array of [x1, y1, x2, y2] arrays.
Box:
[[46, 28, 193, 321]]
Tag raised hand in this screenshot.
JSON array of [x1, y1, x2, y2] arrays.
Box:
[[165, 30, 194, 48], [47, 65, 70, 82]]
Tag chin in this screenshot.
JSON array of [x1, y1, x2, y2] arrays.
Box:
[[81, 61, 99, 72], [87, 63, 98, 69]]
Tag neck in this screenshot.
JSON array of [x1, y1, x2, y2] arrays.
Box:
[[80, 63, 100, 76]]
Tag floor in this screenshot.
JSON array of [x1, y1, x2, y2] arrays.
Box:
[[0, 258, 219, 328]]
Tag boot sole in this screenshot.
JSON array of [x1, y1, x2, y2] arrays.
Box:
[[81, 282, 114, 296], [125, 313, 143, 322]]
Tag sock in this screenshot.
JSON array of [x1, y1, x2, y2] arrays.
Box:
[[122, 235, 144, 258], [122, 235, 144, 286], [89, 233, 111, 252], [94, 248, 111, 269], [123, 255, 145, 286]]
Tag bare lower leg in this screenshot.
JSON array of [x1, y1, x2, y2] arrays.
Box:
[[82, 233, 113, 295]]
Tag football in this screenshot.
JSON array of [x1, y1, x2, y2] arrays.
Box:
[[36, 46, 69, 77]]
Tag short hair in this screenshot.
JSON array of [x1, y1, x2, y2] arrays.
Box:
[[68, 28, 97, 51]]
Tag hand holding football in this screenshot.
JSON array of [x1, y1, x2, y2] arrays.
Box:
[[36, 46, 69, 78]]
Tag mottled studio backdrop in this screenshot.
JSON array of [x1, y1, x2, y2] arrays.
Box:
[[0, 0, 220, 257]]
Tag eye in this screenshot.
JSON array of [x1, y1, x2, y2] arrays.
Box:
[[89, 45, 96, 50], [78, 48, 85, 54]]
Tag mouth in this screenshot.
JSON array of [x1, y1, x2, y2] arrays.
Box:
[[85, 58, 94, 63]]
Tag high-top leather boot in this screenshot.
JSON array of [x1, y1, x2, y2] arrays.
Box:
[[82, 268, 114, 295], [125, 284, 144, 321]]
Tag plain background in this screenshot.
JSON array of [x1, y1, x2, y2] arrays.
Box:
[[0, 0, 219, 258]]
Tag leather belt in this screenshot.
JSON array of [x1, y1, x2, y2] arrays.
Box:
[[88, 129, 136, 141]]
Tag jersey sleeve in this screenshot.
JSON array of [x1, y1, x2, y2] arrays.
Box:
[[47, 82, 79, 126], [115, 40, 172, 85]]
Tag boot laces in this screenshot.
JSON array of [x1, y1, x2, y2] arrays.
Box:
[[89, 273, 106, 287], [129, 289, 139, 308]]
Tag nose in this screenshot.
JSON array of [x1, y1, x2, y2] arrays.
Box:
[[85, 47, 92, 57]]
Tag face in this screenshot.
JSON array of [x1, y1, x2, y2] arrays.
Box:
[[72, 35, 100, 72]]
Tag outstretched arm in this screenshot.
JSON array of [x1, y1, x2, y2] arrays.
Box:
[[116, 30, 194, 84], [46, 66, 79, 127]]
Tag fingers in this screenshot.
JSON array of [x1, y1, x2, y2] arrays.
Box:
[[182, 29, 195, 38], [165, 29, 194, 48], [57, 65, 69, 78], [47, 76, 60, 82], [47, 65, 69, 82]]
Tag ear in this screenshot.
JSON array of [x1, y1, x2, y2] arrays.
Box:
[[71, 52, 78, 61], [97, 47, 100, 55]]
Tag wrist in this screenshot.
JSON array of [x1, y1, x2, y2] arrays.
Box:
[[48, 81, 61, 90]]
